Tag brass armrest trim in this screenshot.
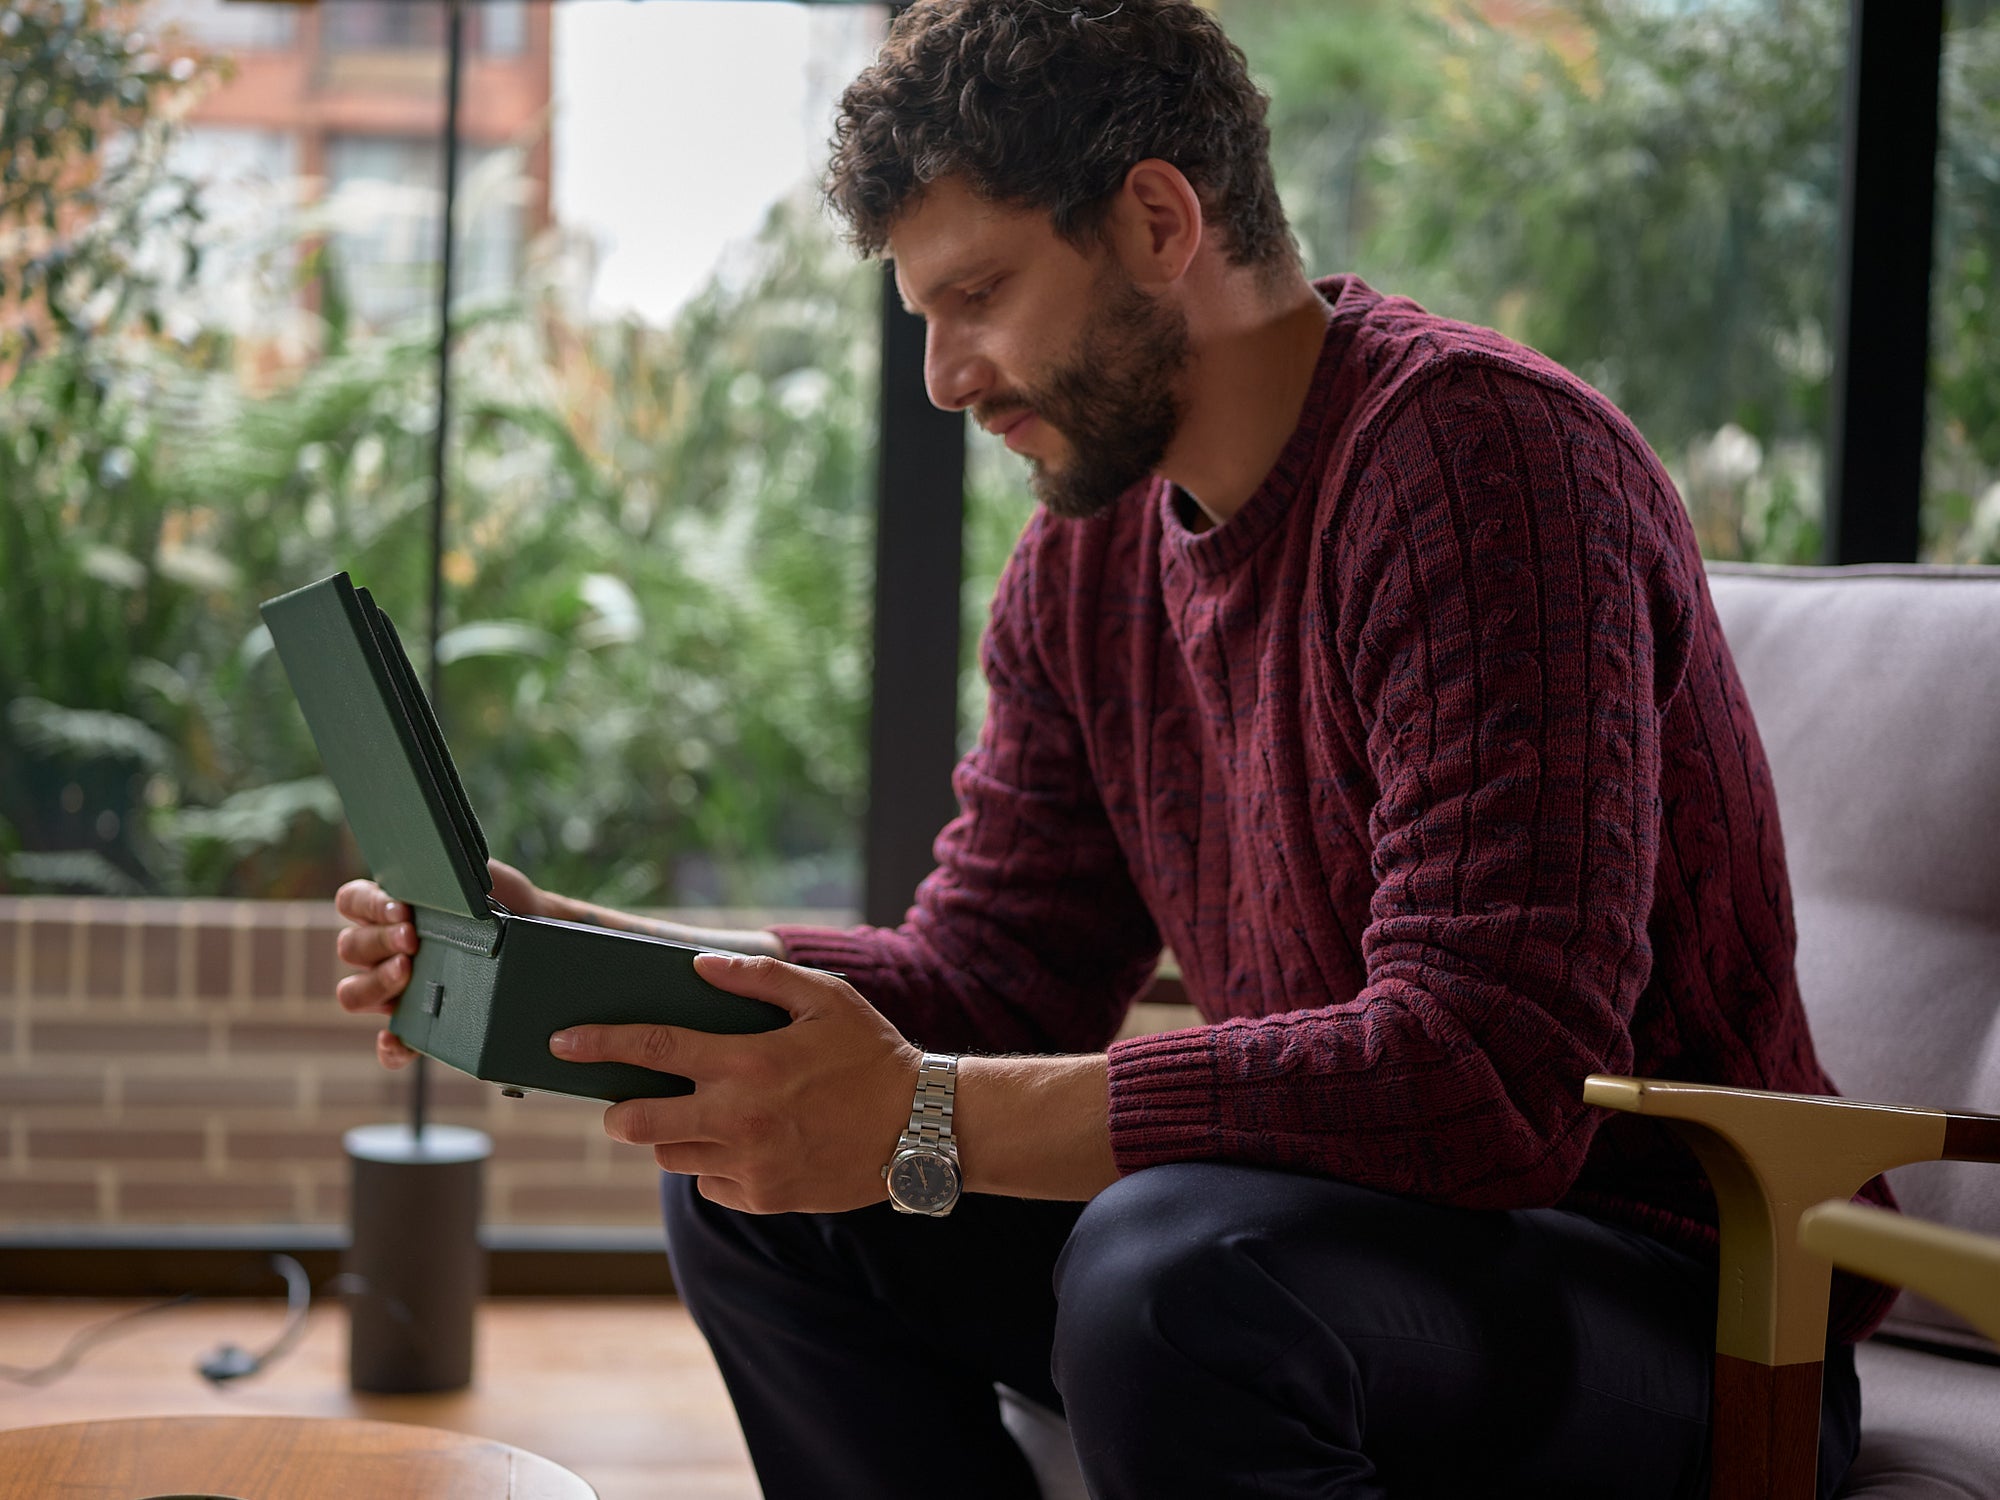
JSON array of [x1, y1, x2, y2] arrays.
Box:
[[1799, 1201, 2000, 1347], [1584, 1075, 1949, 1365]]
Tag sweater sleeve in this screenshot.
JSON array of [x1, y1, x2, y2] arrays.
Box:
[[774, 517, 1163, 1054], [1107, 361, 1695, 1209]]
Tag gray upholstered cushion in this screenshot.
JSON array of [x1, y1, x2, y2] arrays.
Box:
[[1840, 1341, 2000, 1498], [999, 1386, 1088, 1500], [1707, 564, 2000, 1356]]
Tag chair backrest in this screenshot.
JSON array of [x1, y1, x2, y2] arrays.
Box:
[[1707, 563, 2000, 1356]]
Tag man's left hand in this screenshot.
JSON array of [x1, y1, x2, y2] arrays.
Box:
[[550, 954, 920, 1215]]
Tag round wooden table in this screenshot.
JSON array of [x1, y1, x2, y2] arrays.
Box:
[[0, 1415, 597, 1498]]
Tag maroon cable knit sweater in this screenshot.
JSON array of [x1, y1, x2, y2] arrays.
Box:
[[776, 276, 1893, 1342]]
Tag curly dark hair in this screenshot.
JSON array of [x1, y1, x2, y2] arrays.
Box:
[[826, 0, 1294, 272]]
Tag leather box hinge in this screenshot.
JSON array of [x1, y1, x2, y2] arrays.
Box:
[[413, 905, 505, 959]]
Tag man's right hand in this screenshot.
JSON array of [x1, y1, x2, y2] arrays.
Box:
[[334, 858, 548, 1070], [333, 860, 785, 1072]]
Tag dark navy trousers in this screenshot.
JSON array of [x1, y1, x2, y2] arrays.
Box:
[[660, 1163, 1860, 1499]]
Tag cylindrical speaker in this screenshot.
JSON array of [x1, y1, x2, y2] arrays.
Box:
[[343, 1123, 491, 1393]]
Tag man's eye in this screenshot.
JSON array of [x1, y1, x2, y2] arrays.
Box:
[[964, 280, 1001, 306]]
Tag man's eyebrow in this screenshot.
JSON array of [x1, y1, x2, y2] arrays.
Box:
[[902, 257, 1004, 316]]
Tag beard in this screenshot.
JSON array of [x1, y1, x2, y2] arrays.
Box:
[[977, 273, 1192, 521]]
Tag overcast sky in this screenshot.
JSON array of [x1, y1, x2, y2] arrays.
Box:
[[552, 2, 885, 324]]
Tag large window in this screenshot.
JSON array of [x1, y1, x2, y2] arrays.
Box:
[[0, 0, 884, 1236], [325, 134, 519, 325], [456, 0, 884, 912], [1924, 0, 2000, 559], [152, 0, 298, 51], [1224, 0, 1851, 564], [322, 0, 527, 57]]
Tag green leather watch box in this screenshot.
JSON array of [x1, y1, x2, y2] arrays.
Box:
[[259, 572, 787, 1102]]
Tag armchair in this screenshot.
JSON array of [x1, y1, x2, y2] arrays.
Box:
[[1800, 1201, 2000, 1348], [1586, 564, 2000, 1499]]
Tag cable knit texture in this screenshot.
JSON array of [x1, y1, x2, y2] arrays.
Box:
[[776, 277, 1893, 1342]]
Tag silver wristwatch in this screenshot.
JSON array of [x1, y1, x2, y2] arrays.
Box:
[[882, 1052, 961, 1217]]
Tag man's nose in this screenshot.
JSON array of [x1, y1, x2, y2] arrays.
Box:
[[923, 324, 985, 413]]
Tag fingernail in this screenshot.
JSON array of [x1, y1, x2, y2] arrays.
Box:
[[385, 902, 406, 921], [693, 951, 739, 971], [550, 1030, 577, 1055]]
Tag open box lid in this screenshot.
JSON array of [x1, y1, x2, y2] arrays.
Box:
[[260, 572, 494, 922]]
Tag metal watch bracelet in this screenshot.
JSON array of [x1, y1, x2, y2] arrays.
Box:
[[901, 1052, 958, 1149]]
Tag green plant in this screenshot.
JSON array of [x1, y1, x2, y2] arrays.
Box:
[[0, 0, 233, 891], [1225, 0, 1999, 564], [0, 0, 216, 361], [2, 165, 880, 904], [1924, 11, 2000, 559]]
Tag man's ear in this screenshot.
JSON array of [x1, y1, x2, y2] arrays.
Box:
[[1106, 158, 1203, 289]]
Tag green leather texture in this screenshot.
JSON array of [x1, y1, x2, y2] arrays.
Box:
[[260, 574, 491, 920], [399, 910, 789, 1101]]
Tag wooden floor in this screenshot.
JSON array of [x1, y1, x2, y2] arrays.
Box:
[[0, 1296, 758, 1500]]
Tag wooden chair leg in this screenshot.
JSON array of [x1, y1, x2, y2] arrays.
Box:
[[1710, 1354, 1821, 1500]]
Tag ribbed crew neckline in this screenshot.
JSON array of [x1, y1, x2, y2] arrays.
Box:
[[1158, 278, 1360, 580]]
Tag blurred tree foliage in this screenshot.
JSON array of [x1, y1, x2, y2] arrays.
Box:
[[0, 0, 234, 894], [1222, 0, 1999, 563], [0, 0, 876, 904], [0, 0, 214, 361], [0, 184, 876, 904], [4, 0, 1996, 902], [431, 198, 878, 911], [1926, 1, 2000, 555]]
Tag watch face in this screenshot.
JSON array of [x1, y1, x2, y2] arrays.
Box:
[[887, 1148, 960, 1214]]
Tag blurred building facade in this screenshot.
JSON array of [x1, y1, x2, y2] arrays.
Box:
[[153, 0, 552, 326]]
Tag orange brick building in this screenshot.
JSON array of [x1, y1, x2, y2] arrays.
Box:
[[157, 0, 553, 323]]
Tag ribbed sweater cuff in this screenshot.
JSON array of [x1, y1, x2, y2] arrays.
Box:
[[1106, 1026, 1223, 1174], [769, 924, 882, 974]]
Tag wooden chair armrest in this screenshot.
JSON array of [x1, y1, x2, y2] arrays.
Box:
[[1583, 1077, 2000, 1497], [1799, 1200, 2000, 1347], [1582, 1074, 1987, 1365]]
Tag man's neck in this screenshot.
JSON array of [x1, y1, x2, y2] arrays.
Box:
[[1162, 271, 1333, 530]]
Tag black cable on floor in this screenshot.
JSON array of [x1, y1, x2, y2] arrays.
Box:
[[0, 1253, 354, 1389], [0, 1293, 200, 1388]]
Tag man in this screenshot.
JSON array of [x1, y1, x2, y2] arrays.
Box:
[[333, 3, 1891, 1496]]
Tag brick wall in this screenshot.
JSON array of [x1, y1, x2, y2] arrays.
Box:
[[0, 897, 843, 1230]]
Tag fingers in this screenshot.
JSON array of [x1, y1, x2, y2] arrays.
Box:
[[336, 920, 418, 969], [552, 1022, 735, 1082], [650, 1143, 725, 1176], [691, 952, 853, 1016], [334, 890, 419, 1020], [334, 883, 419, 1073], [335, 956, 411, 1015], [376, 1028, 417, 1070], [486, 858, 544, 917], [696, 1177, 756, 1214], [602, 1091, 723, 1149], [335, 880, 408, 927]]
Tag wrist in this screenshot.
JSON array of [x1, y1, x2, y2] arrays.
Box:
[[954, 1053, 1116, 1201], [881, 1050, 961, 1216]]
